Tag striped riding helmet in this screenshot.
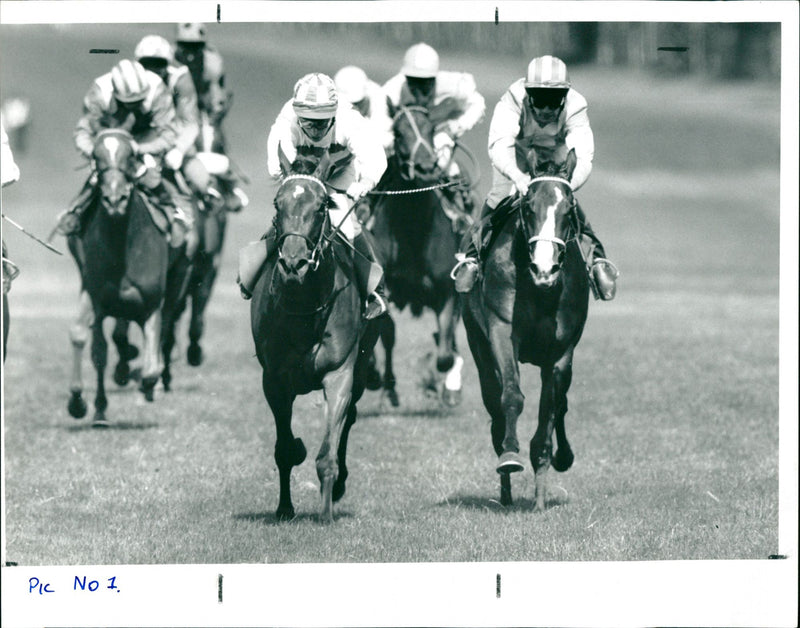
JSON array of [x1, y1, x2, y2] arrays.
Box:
[[111, 59, 150, 103], [525, 55, 571, 89], [292, 73, 338, 119], [135, 35, 174, 63]]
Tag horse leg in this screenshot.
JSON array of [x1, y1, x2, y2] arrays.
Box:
[[530, 349, 574, 511], [111, 318, 136, 386], [264, 373, 303, 521], [380, 314, 399, 407], [161, 251, 192, 392], [317, 355, 356, 524], [434, 296, 456, 373], [67, 290, 93, 418], [139, 309, 163, 402], [90, 316, 109, 426], [188, 253, 218, 366], [487, 315, 525, 475], [332, 403, 357, 503], [438, 295, 464, 407], [464, 312, 514, 505]]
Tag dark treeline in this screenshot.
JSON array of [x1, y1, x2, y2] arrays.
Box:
[[284, 22, 780, 81]]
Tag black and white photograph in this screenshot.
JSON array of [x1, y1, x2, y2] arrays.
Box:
[[1, 1, 797, 626]]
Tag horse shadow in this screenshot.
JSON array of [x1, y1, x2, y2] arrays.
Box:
[[435, 491, 570, 514], [65, 420, 160, 432], [233, 509, 356, 526]]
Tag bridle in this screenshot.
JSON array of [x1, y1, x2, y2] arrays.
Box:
[[518, 175, 576, 256], [275, 174, 329, 272], [393, 105, 437, 181]]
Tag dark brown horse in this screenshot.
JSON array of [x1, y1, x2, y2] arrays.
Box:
[[462, 148, 590, 509], [250, 150, 380, 523], [171, 100, 245, 368], [66, 129, 168, 425], [367, 101, 468, 407]]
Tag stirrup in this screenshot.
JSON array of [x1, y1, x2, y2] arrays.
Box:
[[450, 253, 478, 280]]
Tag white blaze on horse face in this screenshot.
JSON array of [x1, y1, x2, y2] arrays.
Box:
[[293, 185, 305, 199], [533, 188, 563, 273], [102, 136, 121, 164]]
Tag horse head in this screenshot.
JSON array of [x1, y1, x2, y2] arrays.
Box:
[[92, 128, 138, 218], [520, 147, 578, 289], [273, 146, 334, 284], [390, 105, 441, 183]]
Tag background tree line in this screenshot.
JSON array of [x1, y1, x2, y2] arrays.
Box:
[[286, 22, 780, 81]]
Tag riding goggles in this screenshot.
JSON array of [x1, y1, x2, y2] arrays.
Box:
[[526, 87, 568, 110]]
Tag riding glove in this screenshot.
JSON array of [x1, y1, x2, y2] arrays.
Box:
[[433, 131, 455, 170], [165, 148, 184, 171], [346, 180, 371, 201]]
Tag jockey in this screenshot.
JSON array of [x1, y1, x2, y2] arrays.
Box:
[[239, 72, 388, 320], [174, 22, 231, 121], [382, 42, 485, 213], [334, 65, 394, 151], [174, 23, 246, 212], [135, 34, 212, 203], [451, 55, 618, 300], [57, 59, 189, 243]]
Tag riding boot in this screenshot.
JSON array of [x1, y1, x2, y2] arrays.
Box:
[[237, 227, 276, 300], [55, 174, 96, 236], [452, 200, 493, 292], [573, 199, 618, 301], [352, 231, 388, 320]]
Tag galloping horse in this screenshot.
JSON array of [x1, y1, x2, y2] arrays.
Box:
[[171, 70, 243, 368], [368, 101, 468, 406], [250, 149, 380, 523], [461, 148, 590, 509], [66, 129, 168, 424]]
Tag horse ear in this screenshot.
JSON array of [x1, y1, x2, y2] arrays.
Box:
[[277, 143, 293, 177], [429, 96, 461, 125], [386, 96, 397, 120], [564, 148, 577, 182], [313, 150, 334, 182]]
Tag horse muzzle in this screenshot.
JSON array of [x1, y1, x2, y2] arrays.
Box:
[[529, 262, 561, 289]]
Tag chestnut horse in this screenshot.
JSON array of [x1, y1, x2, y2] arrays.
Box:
[[462, 148, 590, 509]]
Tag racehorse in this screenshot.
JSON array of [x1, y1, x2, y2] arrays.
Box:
[[250, 148, 380, 523], [171, 75, 244, 367], [66, 129, 168, 425], [461, 147, 590, 510], [367, 101, 469, 407]]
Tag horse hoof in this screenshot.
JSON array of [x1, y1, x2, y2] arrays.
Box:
[[332, 469, 348, 502], [113, 362, 131, 387], [187, 343, 203, 367], [496, 451, 525, 474], [276, 506, 295, 521], [92, 413, 109, 428], [441, 387, 462, 408], [387, 388, 400, 407], [364, 367, 382, 391], [140, 376, 158, 402], [162, 370, 172, 393], [68, 391, 88, 419], [436, 354, 455, 373], [551, 446, 574, 472]]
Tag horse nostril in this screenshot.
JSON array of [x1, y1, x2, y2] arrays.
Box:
[[295, 259, 307, 272]]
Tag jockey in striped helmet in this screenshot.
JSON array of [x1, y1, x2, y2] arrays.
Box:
[[451, 55, 618, 300], [238, 73, 388, 319], [56, 59, 188, 245]]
